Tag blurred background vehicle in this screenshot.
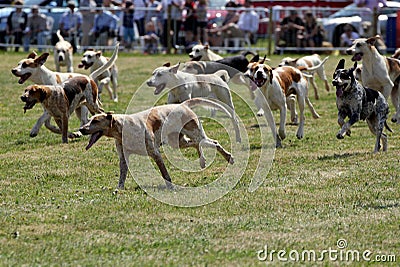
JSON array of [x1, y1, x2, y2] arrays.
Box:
[[319, 1, 400, 47]]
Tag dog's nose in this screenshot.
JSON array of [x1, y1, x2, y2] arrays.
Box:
[[11, 69, 17, 74], [332, 80, 338, 86], [20, 95, 27, 101], [345, 49, 353, 55]]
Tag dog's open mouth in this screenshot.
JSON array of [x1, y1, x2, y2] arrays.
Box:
[[85, 131, 103, 150], [22, 100, 37, 113], [15, 73, 31, 84], [154, 83, 166, 95], [78, 62, 93, 69], [190, 56, 202, 61], [351, 53, 363, 62], [252, 77, 266, 88], [335, 83, 347, 97], [247, 75, 266, 89]]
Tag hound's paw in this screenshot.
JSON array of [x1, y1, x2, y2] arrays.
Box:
[[69, 131, 83, 139], [29, 132, 38, 138], [228, 155, 234, 164], [278, 131, 286, 140], [296, 131, 304, 139], [165, 182, 175, 191], [256, 109, 264, 117], [313, 113, 321, 119], [336, 133, 344, 139], [199, 157, 206, 168]]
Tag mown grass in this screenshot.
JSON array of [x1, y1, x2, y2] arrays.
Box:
[[0, 50, 399, 266]]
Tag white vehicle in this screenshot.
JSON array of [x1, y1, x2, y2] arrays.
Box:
[[320, 1, 400, 47]]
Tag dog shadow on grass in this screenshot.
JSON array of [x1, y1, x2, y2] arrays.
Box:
[[362, 202, 399, 210], [317, 151, 365, 161]]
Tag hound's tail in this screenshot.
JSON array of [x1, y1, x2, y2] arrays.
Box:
[[183, 98, 232, 119], [89, 42, 119, 80], [385, 121, 393, 133], [56, 30, 65, 42], [241, 50, 257, 57], [298, 56, 329, 73], [214, 69, 230, 83]]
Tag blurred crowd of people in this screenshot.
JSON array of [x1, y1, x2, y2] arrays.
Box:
[[274, 0, 386, 53], [3, 0, 264, 54], [1, 0, 390, 54], [275, 10, 325, 51]]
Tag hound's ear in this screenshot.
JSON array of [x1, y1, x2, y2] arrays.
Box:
[[352, 61, 357, 71], [249, 54, 259, 63], [163, 62, 171, 67], [106, 112, 114, 127], [335, 59, 345, 72], [269, 68, 273, 84], [170, 62, 180, 74], [95, 51, 102, 58], [27, 51, 37, 59], [35, 53, 49, 65], [38, 86, 47, 102], [260, 55, 267, 64], [204, 45, 209, 50], [366, 36, 378, 46]]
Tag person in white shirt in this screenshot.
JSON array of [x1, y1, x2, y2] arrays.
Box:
[[340, 24, 360, 52], [237, 1, 259, 44]]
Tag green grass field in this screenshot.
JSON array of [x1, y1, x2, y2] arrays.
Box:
[[0, 50, 399, 266]]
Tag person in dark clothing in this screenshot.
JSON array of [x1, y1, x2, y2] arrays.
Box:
[[122, 1, 135, 50], [183, 0, 196, 47], [302, 11, 324, 49], [276, 10, 304, 47]]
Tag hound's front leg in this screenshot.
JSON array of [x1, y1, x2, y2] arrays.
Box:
[[116, 141, 129, 189], [31, 109, 52, 137], [337, 113, 359, 139], [61, 114, 69, 144], [152, 149, 174, 189]]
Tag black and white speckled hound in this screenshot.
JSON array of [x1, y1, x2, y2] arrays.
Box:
[[332, 59, 393, 153]]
